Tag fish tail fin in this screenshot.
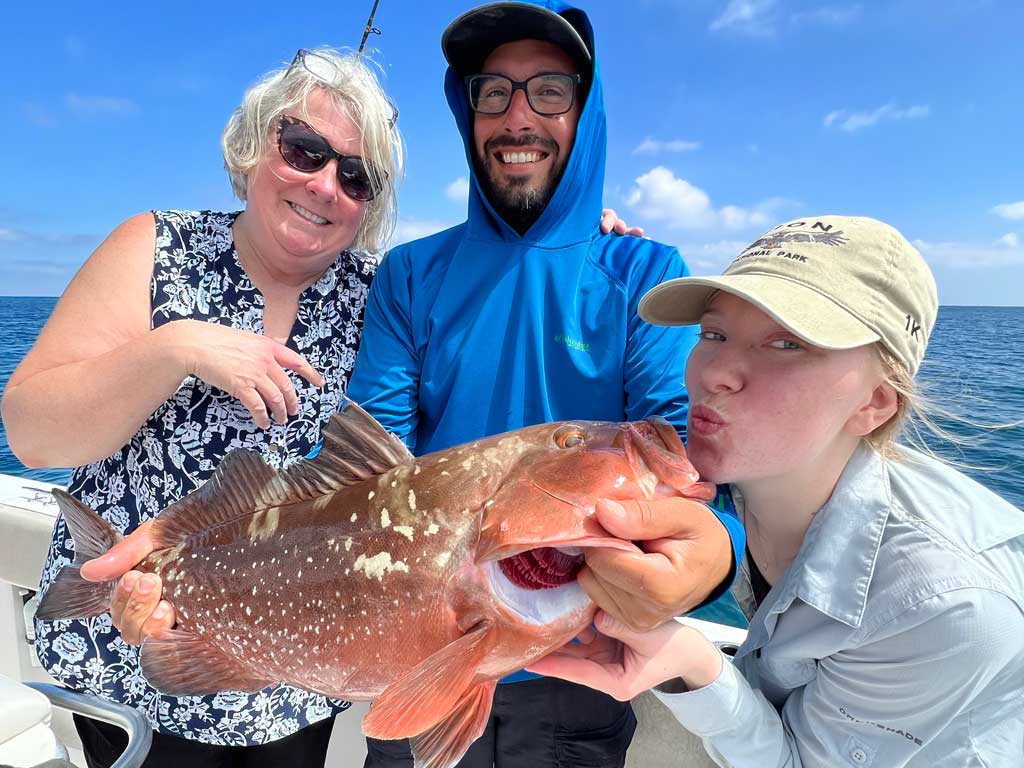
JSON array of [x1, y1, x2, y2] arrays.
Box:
[[35, 490, 122, 620]]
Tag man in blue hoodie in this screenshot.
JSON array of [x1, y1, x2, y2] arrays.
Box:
[[349, 2, 745, 766]]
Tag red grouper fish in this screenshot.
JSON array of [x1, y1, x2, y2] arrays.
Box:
[[37, 402, 715, 768]]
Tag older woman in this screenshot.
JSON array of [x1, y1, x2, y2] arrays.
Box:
[[1, 49, 401, 767], [530, 216, 1024, 767]]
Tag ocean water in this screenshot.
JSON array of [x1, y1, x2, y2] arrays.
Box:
[[1, 298, 1022, 508]]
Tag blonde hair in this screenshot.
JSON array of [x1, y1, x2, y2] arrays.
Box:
[[221, 48, 404, 253], [868, 344, 1013, 466]]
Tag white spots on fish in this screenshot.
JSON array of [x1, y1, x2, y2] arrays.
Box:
[[187, 585, 195, 595], [345, 537, 353, 551], [327, 538, 336, 547], [380, 508, 391, 528], [425, 523, 440, 536], [353, 552, 409, 581], [435, 551, 452, 568], [297, 569, 303, 579], [414, 466, 421, 475], [350, 513, 358, 523], [248, 506, 281, 542], [393, 525, 414, 542], [368, 491, 375, 500], [313, 492, 335, 512], [408, 489, 417, 512], [441, 470, 450, 477], [252, 585, 258, 596], [613, 475, 626, 489], [390, 479, 397, 488], [306, 556, 313, 563]]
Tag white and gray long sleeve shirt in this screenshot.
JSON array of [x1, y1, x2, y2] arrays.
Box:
[[657, 444, 1024, 767]]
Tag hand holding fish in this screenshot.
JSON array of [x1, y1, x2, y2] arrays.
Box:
[[578, 495, 732, 632], [526, 610, 723, 701], [45, 407, 723, 768], [80, 519, 175, 644]]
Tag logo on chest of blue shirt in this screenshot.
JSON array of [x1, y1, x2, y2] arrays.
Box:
[[552, 334, 590, 353]]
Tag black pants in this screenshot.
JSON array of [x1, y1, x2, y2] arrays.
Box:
[[363, 677, 636, 768], [73, 714, 335, 768]]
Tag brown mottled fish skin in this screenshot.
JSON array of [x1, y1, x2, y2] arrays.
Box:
[[38, 404, 714, 768]]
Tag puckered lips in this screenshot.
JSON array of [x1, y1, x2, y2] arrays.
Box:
[[690, 404, 726, 437]]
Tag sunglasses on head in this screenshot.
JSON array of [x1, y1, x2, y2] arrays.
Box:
[[276, 115, 382, 202]]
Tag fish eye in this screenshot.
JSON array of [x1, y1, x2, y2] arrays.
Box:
[[554, 427, 586, 449]]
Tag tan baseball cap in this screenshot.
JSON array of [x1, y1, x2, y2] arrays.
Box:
[[639, 216, 939, 375]]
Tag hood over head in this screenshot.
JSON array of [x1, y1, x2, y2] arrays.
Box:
[[442, 0, 606, 244]]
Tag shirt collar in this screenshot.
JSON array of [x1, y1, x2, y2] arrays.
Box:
[[765, 442, 891, 628]]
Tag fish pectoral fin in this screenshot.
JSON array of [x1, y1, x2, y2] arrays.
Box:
[[362, 622, 496, 740], [408, 680, 497, 768], [140, 628, 276, 696]]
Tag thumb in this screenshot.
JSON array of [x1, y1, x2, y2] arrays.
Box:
[[595, 497, 711, 541], [594, 609, 646, 644], [80, 521, 160, 582]]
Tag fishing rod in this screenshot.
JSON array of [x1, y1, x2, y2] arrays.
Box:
[[358, 0, 383, 53]]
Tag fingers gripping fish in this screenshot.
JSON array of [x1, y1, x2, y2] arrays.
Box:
[[37, 402, 715, 768]]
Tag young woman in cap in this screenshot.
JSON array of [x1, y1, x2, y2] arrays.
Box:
[[530, 216, 1024, 767]]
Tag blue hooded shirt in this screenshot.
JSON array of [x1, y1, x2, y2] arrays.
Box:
[[347, 0, 746, 679]]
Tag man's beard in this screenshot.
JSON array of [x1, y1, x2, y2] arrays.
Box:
[[475, 135, 563, 235]]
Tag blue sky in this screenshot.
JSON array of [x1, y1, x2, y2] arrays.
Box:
[[2, 0, 1022, 305]]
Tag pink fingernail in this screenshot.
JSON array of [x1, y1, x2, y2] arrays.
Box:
[[600, 500, 625, 519]]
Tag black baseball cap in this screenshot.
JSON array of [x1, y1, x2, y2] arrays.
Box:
[[442, 2, 593, 77]]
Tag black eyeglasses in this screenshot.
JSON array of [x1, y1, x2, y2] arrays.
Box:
[[277, 115, 381, 202], [465, 72, 582, 116], [286, 49, 399, 128]]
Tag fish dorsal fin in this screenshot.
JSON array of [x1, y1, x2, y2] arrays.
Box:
[[362, 622, 496, 740], [284, 401, 414, 496], [152, 402, 413, 549], [152, 449, 280, 548], [140, 628, 277, 696], [409, 680, 497, 768]]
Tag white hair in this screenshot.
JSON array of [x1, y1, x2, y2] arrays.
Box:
[[221, 48, 404, 253]]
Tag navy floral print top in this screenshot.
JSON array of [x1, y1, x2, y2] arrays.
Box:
[[34, 210, 376, 744]]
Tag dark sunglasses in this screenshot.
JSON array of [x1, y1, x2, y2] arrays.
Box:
[[276, 115, 382, 202]]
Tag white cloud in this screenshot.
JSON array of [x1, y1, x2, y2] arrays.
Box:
[[913, 238, 1024, 268], [624, 166, 782, 231], [66, 92, 139, 116], [992, 201, 1024, 220], [823, 103, 929, 132], [791, 4, 863, 26], [997, 233, 1020, 249], [676, 239, 753, 270], [389, 217, 454, 248], [445, 177, 470, 203], [632, 137, 701, 155], [710, 0, 777, 34]]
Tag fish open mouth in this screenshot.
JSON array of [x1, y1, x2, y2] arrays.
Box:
[[497, 547, 584, 590]]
